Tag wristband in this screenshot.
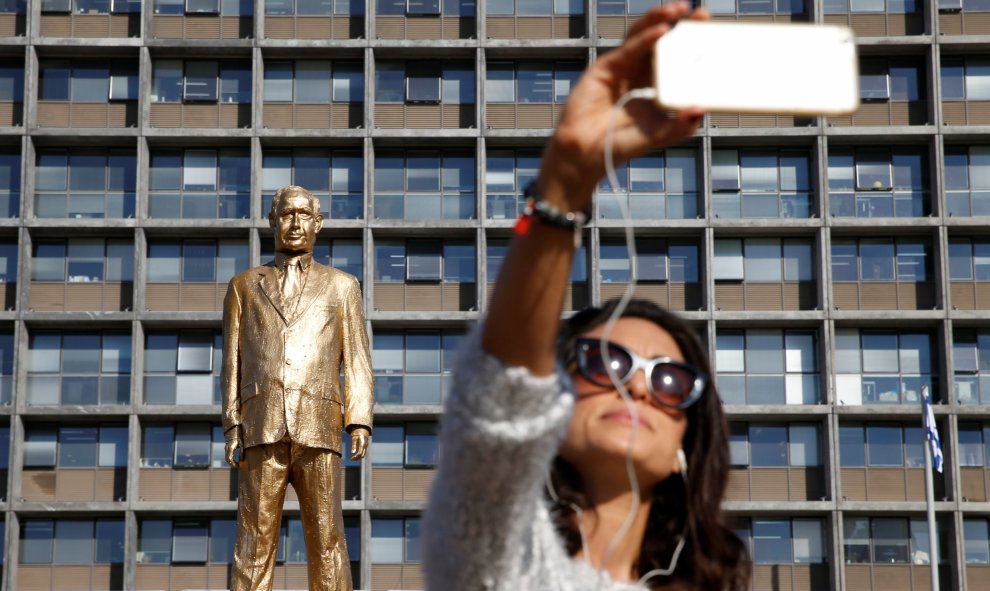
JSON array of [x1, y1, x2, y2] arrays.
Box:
[[513, 181, 588, 248]]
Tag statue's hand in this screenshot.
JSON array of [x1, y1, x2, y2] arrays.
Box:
[[225, 430, 242, 468], [350, 426, 371, 461]]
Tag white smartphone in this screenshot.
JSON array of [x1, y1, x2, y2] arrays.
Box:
[[654, 21, 859, 115]]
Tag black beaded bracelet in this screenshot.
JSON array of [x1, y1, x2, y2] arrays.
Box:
[[514, 181, 588, 248]]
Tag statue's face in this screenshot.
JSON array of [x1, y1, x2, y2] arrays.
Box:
[[270, 193, 323, 254]]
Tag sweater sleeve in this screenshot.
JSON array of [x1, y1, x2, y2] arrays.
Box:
[[423, 325, 574, 590]]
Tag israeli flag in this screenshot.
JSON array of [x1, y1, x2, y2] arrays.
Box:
[[922, 385, 943, 474]]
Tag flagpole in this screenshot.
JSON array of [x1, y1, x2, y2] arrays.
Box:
[[922, 428, 939, 591], [921, 385, 939, 591]]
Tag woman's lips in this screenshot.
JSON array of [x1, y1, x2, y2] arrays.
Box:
[[601, 410, 652, 431]]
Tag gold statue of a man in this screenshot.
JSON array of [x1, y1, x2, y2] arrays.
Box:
[[221, 185, 374, 591]]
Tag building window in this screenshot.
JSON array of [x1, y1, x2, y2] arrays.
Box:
[[374, 240, 475, 283], [371, 423, 439, 467], [153, 0, 252, 14], [0, 60, 23, 102], [729, 423, 821, 467], [713, 238, 813, 282], [264, 60, 363, 103], [843, 517, 945, 564], [0, 332, 11, 405], [0, 424, 9, 469], [488, 0, 584, 15], [716, 330, 819, 405], [734, 518, 825, 563], [265, 0, 364, 15], [488, 238, 586, 284], [835, 330, 936, 405], [949, 239, 990, 282], [942, 57, 990, 100], [831, 239, 929, 282], [23, 424, 127, 468], [27, 332, 130, 406], [0, 0, 25, 14], [149, 149, 249, 219], [39, 61, 138, 103], [374, 151, 475, 220], [271, 516, 360, 568], [138, 518, 237, 564], [20, 519, 124, 565], [375, 61, 474, 104], [597, 0, 665, 15], [954, 329, 990, 405], [965, 519, 990, 565], [828, 148, 928, 217], [0, 241, 13, 284], [599, 238, 698, 283], [839, 423, 926, 467], [146, 239, 248, 283], [144, 330, 222, 405], [261, 238, 363, 282], [711, 150, 811, 219], [262, 150, 363, 220], [372, 332, 464, 405], [824, 0, 916, 13], [35, 150, 136, 219], [377, 0, 474, 15], [152, 60, 251, 103], [371, 518, 421, 564], [945, 146, 990, 217], [485, 149, 540, 219], [42, 0, 138, 13], [708, 0, 804, 13], [141, 423, 227, 468], [0, 150, 20, 217], [31, 238, 133, 284], [485, 61, 582, 103], [857, 58, 921, 101], [958, 422, 990, 467], [597, 150, 699, 220]]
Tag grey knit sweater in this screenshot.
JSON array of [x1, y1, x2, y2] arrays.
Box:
[[422, 328, 649, 591]]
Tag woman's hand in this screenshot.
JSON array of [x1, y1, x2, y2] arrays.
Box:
[[537, 2, 708, 211]]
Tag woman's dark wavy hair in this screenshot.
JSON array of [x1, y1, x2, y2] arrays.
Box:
[[550, 298, 750, 590]]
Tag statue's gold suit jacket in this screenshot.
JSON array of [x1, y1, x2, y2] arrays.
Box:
[[221, 261, 374, 451]]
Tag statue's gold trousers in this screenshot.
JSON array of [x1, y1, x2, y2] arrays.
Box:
[[231, 438, 351, 591]]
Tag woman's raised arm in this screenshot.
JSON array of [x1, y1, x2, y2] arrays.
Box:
[[481, 2, 706, 376]]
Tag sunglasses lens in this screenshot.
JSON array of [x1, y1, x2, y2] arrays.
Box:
[[580, 342, 632, 386], [650, 364, 696, 407]]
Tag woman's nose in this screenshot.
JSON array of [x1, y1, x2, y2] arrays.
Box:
[[625, 366, 651, 401]]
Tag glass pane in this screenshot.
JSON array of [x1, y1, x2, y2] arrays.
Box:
[[752, 520, 791, 563], [371, 426, 403, 466], [746, 330, 784, 373], [95, 520, 124, 564], [789, 425, 819, 466], [839, 425, 865, 467], [793, 520, 824, 563], [744, 239, 782, 281], [371, 519, 403, 563], [296, 61, 332, 103], [750, 425, 787, 466], [54, 521, 93, 565], [98, 425, 128, 467], [964, 520, 990, 564], [716, 332, 745, 372], [59, 426, 98, 467], [867, 424, 903, 466]]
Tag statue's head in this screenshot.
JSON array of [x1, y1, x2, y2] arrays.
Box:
[[268, 185, 324, 255]]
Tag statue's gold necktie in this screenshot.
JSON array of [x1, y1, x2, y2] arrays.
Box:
[[282, 262, 301, 302]]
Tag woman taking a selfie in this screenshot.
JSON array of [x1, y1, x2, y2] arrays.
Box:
[[422, 3, 749, 590]]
